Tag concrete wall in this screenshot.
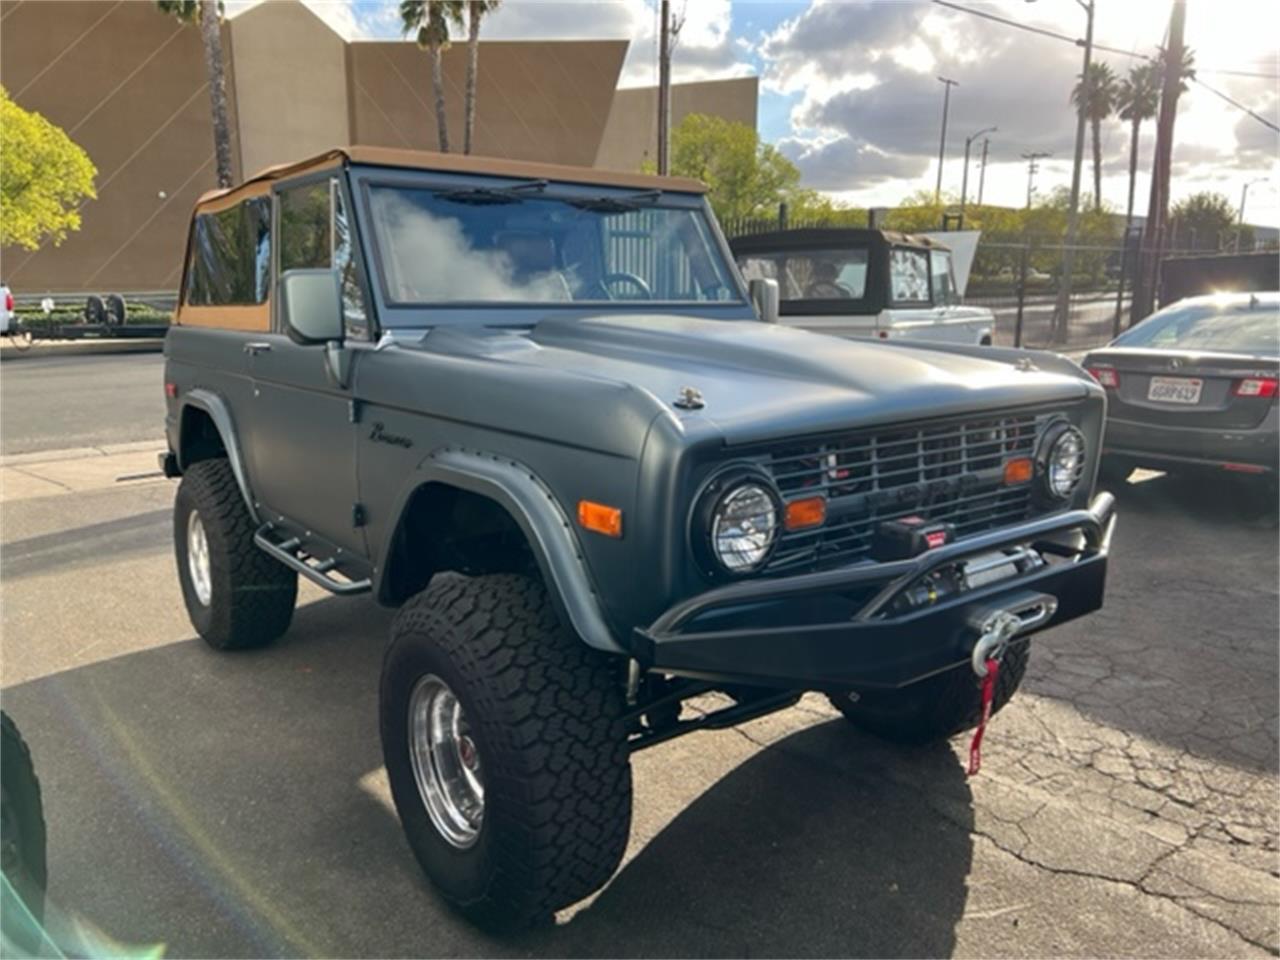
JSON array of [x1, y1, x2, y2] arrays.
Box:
[[347, 39, 626, 167], [594, 76, 759, 173], [0, 0, 241, 294], [228, 0, 349, 176]]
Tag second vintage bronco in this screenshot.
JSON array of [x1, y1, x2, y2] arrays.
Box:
[[161, 147, 1115, 930]]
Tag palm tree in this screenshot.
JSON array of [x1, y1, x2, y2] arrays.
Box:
[[400, 0, 464, 153], [1071, 61, 1117, 213], [155, 0, 233, 187], [462, 1, 501, 155], [1114, 63, 1161, 230]]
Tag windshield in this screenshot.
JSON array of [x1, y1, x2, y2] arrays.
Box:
[[367, 185, 740, 306], [736, 248, 869, 301], [1114, 298, 1280, 355]]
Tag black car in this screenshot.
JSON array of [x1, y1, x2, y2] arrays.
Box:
[[1084, 292, 1279, 481]]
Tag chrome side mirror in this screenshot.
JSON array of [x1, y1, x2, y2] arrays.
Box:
[[748, 277, 780, 324], [280, 269, 343, 345]]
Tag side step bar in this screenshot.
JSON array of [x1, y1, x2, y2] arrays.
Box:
[[253, 524, 372, 596]]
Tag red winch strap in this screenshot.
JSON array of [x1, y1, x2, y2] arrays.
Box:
[[967, 658, 1001, 777]]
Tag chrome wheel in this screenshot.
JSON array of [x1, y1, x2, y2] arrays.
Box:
[[408, 674, 484, 849], [186, 510, 213, 607]]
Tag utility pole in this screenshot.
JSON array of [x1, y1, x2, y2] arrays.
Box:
[[1051, 0, 1095, 344], [960, 126, 996, 218], [1133, 0, 1187, 321], [1236, 178, 1266, 253], [977, 137, 991, 206], [657, 0, 671, 175], [1022, 152, 1051, 209], [935, 76, 959, 203]]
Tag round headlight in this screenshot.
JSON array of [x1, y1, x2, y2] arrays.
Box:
[[1041, 424, 1087, 499], [709, 482, 780, 573]]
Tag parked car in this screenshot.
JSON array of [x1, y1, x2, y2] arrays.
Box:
[[160, 146, 1115, 931], [732, 228, 995, 345], [1084, 291, 1279, 483], [0, 283, 14, 334]]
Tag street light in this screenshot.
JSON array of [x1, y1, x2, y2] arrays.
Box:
[[1028, 0, 1094, 343], [935, 76, 959, 204], [1236, 177, 1268, 253], [960, 126, 997, 216]]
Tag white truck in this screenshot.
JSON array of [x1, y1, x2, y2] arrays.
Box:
[[732, 228, 995, 346]]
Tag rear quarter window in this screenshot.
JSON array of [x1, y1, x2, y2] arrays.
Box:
[[184, 197, 271, 306]]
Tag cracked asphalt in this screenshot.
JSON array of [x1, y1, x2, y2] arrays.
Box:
[[1, 453, 1276, 957]]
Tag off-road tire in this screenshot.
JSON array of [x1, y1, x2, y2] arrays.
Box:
[[828, 641, 1029, 745], [174, 458, 296, 650], [1, 711, 47, 950], [380, 573, 632, 931]]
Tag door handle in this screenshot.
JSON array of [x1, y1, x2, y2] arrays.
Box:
[[243, 341, 272, 356]]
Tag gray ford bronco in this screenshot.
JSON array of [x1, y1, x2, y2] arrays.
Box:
[[162, 146, 1115, 930]]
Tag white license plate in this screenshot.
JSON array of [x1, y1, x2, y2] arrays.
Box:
[[1147, 376, 1203, 404]]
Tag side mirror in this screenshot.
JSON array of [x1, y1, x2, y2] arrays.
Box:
[[748, 277, 780, 324], [281, 269, 343, 345]]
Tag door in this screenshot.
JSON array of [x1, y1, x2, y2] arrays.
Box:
[[243, 177, 370, 556]]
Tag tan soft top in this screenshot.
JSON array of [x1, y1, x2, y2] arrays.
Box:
[[194, 146, 708, 211]]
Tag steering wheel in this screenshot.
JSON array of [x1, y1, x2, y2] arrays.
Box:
[[600, 272, 653, 300]]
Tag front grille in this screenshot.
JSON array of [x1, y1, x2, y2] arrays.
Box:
[[761, 412, 1053, 573]]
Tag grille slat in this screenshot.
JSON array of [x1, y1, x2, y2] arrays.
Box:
[[762, 412, 1050, 573]]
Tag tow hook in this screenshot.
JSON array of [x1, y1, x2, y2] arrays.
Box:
[[968, 591, 1059, 677]]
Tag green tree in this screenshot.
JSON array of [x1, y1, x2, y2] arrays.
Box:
[[1170, 191, 1243, 251], [1071, 61, 1117, 214], [662, 114, 802, 223], [0, 86, 97, 250], [1114, 62, 1161, 230], [462, 0, 500, 155], [400, 0, 464, 153], [155, 0, 233, 187]]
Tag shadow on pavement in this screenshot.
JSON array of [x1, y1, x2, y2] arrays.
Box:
[[2, 594, 975, 958], [1026, 468, 1279, 773]]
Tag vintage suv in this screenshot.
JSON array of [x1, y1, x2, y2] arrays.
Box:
[[161, 147, 1115, 930]]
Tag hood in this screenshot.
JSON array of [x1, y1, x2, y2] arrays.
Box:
[[415, 313, 1090, 445]]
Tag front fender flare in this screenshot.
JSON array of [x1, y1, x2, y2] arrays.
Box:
[[178, 388, 260, 524], [377, 448, 623, 654]]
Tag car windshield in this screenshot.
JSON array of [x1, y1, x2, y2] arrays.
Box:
[[736, 248, 869, 301], [367, 184, 740, 306], [1114, 298, 1280, 355]]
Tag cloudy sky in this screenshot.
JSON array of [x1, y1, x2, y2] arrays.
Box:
[[237, 0, 1280, 225]]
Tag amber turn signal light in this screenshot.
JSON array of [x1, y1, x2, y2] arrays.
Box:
[[1003, 457, 1034, 485], [784, 496, 827, 531], [578, 500, 623, 538]]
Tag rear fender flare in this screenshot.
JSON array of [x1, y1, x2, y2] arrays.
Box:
[[377, 447, 622, 654], [178, 388, 259, 524]]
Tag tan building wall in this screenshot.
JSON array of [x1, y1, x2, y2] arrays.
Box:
[[0, 0, 242, 294], [347, 39, 626, 167], [0, 0, 756, 294], [594, 76, 759, 173], [228, 0, 349, 177]]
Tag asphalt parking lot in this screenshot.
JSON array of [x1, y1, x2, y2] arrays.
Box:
[[1, 435, 1277, 957]]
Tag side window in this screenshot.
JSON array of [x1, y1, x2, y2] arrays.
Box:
[[930, 250, 958, 305], [184, 197, 270, 306], [890, 247, 930, 304], [278, 179, 369, 339]]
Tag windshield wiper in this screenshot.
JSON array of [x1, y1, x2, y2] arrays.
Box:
[[435, 179, 549, 205], [568, 190, 663, 213]]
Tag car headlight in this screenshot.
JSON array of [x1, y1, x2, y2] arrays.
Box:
[[697, 476, 781, 575], [1039, 423, 1087, 500]]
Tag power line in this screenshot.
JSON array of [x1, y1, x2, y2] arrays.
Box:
[[1192, 76, 1280, 133], [931, 0, 1280, 130]]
